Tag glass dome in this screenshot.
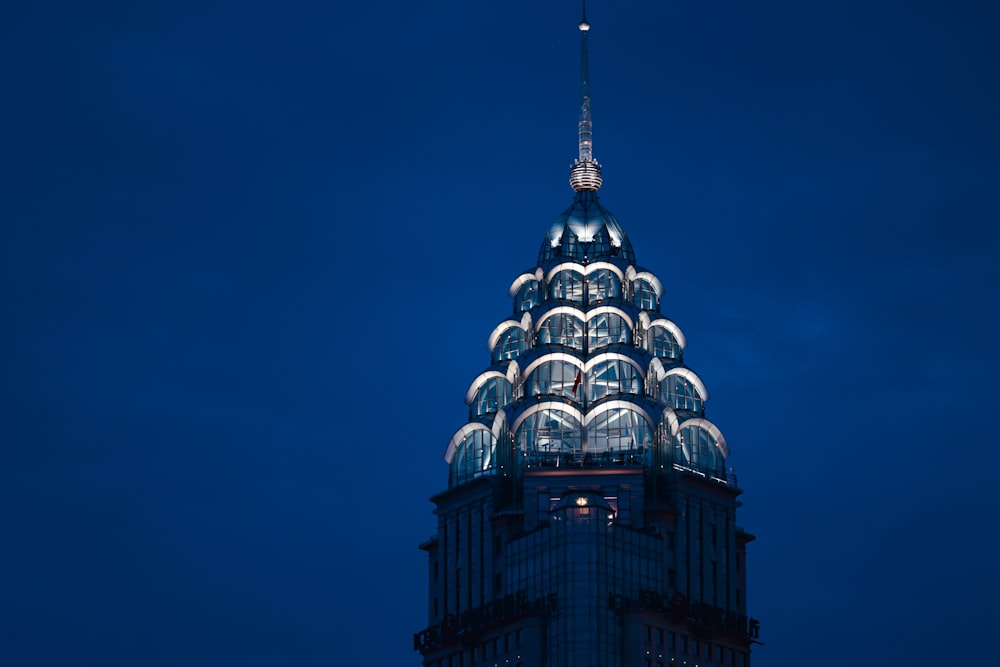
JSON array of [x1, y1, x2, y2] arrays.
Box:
[[443, 190, 732, 487], [539, 191, 636, 265]]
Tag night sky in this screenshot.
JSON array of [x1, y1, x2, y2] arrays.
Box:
[[3, 1, 999, 665]]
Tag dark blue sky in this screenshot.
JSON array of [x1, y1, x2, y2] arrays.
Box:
[[3, 1, 999, 665]]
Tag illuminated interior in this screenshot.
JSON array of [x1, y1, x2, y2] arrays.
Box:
[[445, 189, 731, 487]]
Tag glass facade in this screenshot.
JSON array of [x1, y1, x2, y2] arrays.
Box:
[[647, 326, 680, 360], [492, 326, 526, 363], [659, 374, 704, 414], [417, 10, 757, 667], [471, 376, 514, 417], [587, 357, 642, 401], [538, 313, 585, 350], [447, 189, 727, 485]]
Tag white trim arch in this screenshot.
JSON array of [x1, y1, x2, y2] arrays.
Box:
[[508, 269, 544, 298], [443, 422, 492, 464], [586, 305, 634, 329], [488, 320, 522, 353], [520, 352, 585, 380], [509, 401, 584, 435], [583, 399, 657, 428], [657, 366, 709, 401], [584, 261, 625, 280], [544, 262, 587, 283], [584, 351, 645, 376], [535, 306, 586, 329], [659, 406, 681, 436], [487, 313, 533, 353], [639, 313, 687, 350], [626, 267, 664, 299], [676, 417, 730, 458], [464, 361, 520, 405]]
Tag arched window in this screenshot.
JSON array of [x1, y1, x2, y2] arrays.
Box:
[[517, 409, 582, 468], [471, 377, 513, 416], [647, 326, 680, 359], [633, 279, 658, 310], [525, 359, 581, 399], [587, 269, 621, 304], [587, 359, 642, 402], [675, 425, 724, 478], [588, 312, 631, 350], [449, 430, 496, 487], [548, 270, 585, 303], [660, 375, 704, 414], [586, 407, 653, 466], [514, 279, 540, 313], [492, 327, 526, 363], [538, 314, 584, 350]]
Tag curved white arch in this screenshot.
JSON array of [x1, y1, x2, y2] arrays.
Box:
[[645, 317, 687, 349], [582, 399, 657, 428], [586, 305, 634, 329], [508, 272, 541, 298], [535, 306, 586, 328], [465, 370, 508, 405], [487, 319, 528, 353], [584, 351, 645, 375], [443, 422, 495, 464], [520, 352, 585, 380], [677, 417, 730, 458], [509, 401, 584, 435], [632, 271, 664, 298], [544, 262, 587, 283], [660, 367, 710, 401], [659, 406, 681, 436], [584, 262, 625, 280]]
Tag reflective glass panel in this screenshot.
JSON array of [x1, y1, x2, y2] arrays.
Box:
[[647, 326, 679, 359], [518, 409, 583, 468], [515, 280, 540, 313], [633, 279, 658, 310], [585, 408, 653, 466], [538, 314, 584, 350], [586, 269, 620, 304], [549, 270, 585, 303], [587, 359, 642, 402], [493, 327, 526, 363], [526, 359, 581, 399], [675, 425, 724, 477], [659, 375, 703, 414], [472, 377, 514, 416], [450, 430, 496, 487], [588, 312, 631, 350]]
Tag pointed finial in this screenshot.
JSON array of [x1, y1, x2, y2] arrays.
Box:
[[570, 0, 602, 192]]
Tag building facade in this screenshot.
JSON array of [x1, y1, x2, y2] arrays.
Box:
[[415, 9, 758, 667]]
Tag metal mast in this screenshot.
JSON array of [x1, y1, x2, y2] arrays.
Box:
[[569, 0, 603, 192]]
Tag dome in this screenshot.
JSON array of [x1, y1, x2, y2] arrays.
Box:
[[539, 191, 636, 265], [441, 186, 733, 489]]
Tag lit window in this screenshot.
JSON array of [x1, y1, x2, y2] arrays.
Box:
[[493, 327, 526, 362], [537, 313, 584, 349], [633, 279, 658, 310], [587, 268, 621, 303], [548, 270, 585, 303], [515, 279, 540, 312], [647, 325, 679, 359], [587, 311, 631, 349]]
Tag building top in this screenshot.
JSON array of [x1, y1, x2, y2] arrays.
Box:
[[540, 191, 635, 265], [441, 5, 733, 493]]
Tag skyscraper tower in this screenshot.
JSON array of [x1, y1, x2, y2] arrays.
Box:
[[414, 6, 759, 667]]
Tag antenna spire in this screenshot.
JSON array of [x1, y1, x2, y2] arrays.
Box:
[[570, 0, 603, 192]]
